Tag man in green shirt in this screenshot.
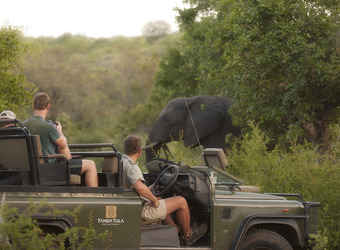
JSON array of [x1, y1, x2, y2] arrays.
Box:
[[24, 92, 98, 187]]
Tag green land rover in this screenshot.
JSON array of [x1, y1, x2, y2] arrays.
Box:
[[0, 119, 319, 249]]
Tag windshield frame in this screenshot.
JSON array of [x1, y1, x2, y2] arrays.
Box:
[[191, 166, 243, 186]]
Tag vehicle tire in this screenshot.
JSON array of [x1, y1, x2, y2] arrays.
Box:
[[239, 229, 293, 250]]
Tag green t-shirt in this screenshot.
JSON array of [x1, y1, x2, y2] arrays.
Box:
[[23, 116, 60, 157]]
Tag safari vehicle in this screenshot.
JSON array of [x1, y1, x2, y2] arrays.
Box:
[[0, 119, 320, 249]]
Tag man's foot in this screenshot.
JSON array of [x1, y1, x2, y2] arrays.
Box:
[[183, 223, 208, 246]]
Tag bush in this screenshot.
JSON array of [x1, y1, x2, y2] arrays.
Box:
[[0, 200, 110, 249], [140, 131, 203, 170], [138, 123, 339, 248], [227, 123, 340, 249]]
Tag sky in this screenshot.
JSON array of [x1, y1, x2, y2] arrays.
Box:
[[0, 0, 186, 38]]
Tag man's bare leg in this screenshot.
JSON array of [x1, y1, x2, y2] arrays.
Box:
[[164, 196, 190, 237], [81, 159, 98, 187], [164, 214, 179, 232]]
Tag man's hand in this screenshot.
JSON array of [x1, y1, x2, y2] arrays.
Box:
[[55, 121, 68, 144], [55, 121, 62, 133], [149, 199, 160, 208]]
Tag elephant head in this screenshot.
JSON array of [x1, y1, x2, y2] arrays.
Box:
[[144, 95, 240, 162]]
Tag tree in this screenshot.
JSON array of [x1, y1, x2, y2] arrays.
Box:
[[24, 34, 164, 144], [0, 25, 36, 117], [142, 20, 172, 42], [151, 0, 340, 151]]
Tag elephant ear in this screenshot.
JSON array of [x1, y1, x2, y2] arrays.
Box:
[[183, 96, 225, 147]]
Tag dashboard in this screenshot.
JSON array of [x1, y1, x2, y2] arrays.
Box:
[[145, 172, 210, 211]]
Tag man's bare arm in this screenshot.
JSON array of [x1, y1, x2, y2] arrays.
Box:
[[55, 137, 71, 159], [55, 122, 71, 159], [133, 180, 159, 207]]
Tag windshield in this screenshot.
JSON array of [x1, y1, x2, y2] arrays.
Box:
[[193, 166, 241, 186]]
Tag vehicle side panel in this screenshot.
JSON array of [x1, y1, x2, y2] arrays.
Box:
[[211, 193, 306, 250], [1, 189, 142, 249]]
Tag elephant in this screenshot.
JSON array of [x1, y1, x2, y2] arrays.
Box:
[[144, 95, 241, 162]]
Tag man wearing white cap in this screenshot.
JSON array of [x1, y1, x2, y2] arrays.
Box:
[[0, 110, 17, 128]]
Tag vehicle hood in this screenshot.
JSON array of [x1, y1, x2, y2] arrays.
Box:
[[215, 189, 287, 201]]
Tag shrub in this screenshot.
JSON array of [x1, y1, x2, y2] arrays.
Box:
[[227, 123, 340, 249], [0, 200, 110, 249], [138, 123, 339, 248], [152, 131, 203, 167]]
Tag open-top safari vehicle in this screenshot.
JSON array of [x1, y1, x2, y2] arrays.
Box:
[[0, 119, 319, 249]]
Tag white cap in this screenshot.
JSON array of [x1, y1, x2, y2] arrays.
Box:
[[0, 110, 16, 120]]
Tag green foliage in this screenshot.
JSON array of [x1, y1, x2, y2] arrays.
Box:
[[137, 131, 203, 171], [150, 0, 340, 149], [160, 131, 203, 166], [117, 103, 157, 138], [309, 229, 329, 250], [62, 210, 111, 249], [21, 34, 170, 146], [226, 123, 340, 248], [143, 122, 339, 248], [0, 25, 37, 117], [0, 200, 110, 249]]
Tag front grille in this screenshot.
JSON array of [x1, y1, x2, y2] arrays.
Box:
[[305, 202, 320, 235]]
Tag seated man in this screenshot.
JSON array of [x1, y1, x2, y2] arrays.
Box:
[[122, 135, 207, 246], [23, 92, 98, 187], [0, 110, 17, 128]]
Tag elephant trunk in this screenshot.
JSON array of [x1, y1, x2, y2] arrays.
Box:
[[142, 141, 160, 150], [143, 140, 161, 163]]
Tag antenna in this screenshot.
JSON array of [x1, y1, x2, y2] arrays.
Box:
[[184, 97, 203, 154]]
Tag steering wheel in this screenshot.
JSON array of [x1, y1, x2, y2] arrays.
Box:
[[152, 165, 179, 197]]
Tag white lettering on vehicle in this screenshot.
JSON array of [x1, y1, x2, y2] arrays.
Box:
[[97, 218, 125, 225], [96, 205, 124, 226]]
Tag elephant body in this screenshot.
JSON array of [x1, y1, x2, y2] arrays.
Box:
[[145, 95, 240, 162]]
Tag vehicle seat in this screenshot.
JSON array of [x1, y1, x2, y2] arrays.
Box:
[[102, 156, 118, 172], [141, 217, 164, 226], [203, 148, 229, 169], [97, 156, 121, 187], [0, 127, 77, 186], [33, 134, 81, 185], [69, 146, 122, 188], [32, 135, 80, 185], [0, 132, 31, 171], [0, 127, 33, 185]]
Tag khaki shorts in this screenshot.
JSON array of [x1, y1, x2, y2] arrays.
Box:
[[142, 199, 167, 221], [69, 159, 82, 175]]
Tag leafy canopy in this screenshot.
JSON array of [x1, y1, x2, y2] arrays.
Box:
[[150, 0, 340, 147], [23, 33, 170, 147], [0, 25, 36, 116]]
